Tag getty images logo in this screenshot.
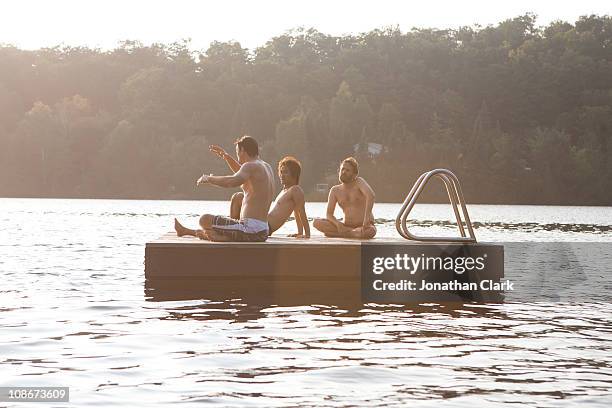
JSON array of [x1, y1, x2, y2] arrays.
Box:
[[372, 253, 487, 275]]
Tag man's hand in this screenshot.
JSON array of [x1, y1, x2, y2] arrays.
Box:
[[209, 145, 228, 160], [196, 173, 212, 186], [360, 225, 368, 239], [360, 221, 374, 239], [210, 144, 241, 173]]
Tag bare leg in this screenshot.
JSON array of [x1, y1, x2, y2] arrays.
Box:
[[345, 225, 377, 239], [174, 214, 214, 240], [313, 218, 342, 237], [175, 218, 198, 237], [313, 218, 376, 239], [230, 192, 244, 220], [199, 214, 214, 229]]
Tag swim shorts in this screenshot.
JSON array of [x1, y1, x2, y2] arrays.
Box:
[[210, 216, 269, 242]]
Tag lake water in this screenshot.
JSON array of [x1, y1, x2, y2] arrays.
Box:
[[1, 198, 611, 407]]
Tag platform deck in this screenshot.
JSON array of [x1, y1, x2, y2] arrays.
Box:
[[147, 232, 425, 248], [144, 233, 504, 304]]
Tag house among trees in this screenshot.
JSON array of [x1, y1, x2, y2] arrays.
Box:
[[353, 142, 386, 158]]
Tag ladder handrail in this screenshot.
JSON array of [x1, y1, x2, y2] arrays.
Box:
[[395, 169, 476, 243]]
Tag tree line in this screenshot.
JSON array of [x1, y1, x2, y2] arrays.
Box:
[[0, 14, 610, 204]]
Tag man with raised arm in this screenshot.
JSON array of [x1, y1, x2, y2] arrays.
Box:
[[209, 145, 310, 238], [313, 157, 376, 239], [174, 135, 274, 242]]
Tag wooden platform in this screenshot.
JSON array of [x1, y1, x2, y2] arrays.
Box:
[[145, 233, 504, 304]]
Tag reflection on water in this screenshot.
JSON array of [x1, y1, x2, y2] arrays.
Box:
[[1, 199, 611, 407], [135, 301, 612, 405]]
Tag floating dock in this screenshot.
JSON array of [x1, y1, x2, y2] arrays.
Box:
[[145, 233, 504, 304]]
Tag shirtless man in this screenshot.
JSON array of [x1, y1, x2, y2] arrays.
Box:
[[174, 136, 274, 242], [313, 157, 376, 239], [268, 157, 310, 238], [212, 148, 310, 238]]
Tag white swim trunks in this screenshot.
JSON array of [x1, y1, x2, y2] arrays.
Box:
[[210, 215, 269, 242]]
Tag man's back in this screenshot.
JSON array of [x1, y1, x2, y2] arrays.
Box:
[[240, 159, 275, 222]]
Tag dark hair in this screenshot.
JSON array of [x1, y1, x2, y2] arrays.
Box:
[[341, 157, 359, 175], [234, 135, 259, 157], [278, 156, 302, 183]]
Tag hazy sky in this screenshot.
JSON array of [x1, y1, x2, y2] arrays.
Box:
[[1, 0, 610, 51]]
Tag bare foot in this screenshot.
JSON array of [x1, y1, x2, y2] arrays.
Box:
[[174, 218, 192, 237]]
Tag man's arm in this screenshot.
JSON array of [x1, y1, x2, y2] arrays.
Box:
[[357, 177, 376, 226], [201, 163, 251, 188], [325, 187, 343, 229], [209, 145, 241, 173], [292, 187, 310, 238], [292, 210, 304, 235], [222, 154, 241, 173]]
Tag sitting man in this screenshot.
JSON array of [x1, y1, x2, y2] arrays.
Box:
[[209, 144, 310, 238], [313, 157, 376, 239], [174, 135, 274, 242]]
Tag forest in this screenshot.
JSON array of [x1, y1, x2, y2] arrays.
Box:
[[0, 14, 610, 204]]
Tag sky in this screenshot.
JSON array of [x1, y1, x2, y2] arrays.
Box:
[[1, 0, 610, 51]]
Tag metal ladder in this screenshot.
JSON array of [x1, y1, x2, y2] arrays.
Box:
[[395, 169, 477, 243]]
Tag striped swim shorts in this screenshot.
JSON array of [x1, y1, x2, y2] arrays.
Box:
[[210, 216, 269, 242]]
